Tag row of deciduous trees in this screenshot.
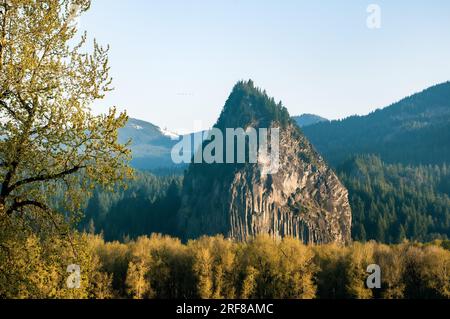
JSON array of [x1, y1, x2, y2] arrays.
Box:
[[3, 232, 448, 299]]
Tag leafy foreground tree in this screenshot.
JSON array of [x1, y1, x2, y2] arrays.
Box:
[[0, 0, 131, 297]]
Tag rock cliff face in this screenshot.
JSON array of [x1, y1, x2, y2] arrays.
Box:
[[177, 81, 351, 244]]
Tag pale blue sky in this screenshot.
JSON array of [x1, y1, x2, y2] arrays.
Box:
[[79, 0, 450, 133]]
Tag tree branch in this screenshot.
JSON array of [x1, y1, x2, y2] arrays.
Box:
[[0, 160, 18, 199], [5, 199, 48, 216], [8, 165, 86, 192], [0, 99, 18, 119], [16, 93, 32, 115]]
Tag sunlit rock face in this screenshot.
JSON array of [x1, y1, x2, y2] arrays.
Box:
[[177, 81, 351, 244]]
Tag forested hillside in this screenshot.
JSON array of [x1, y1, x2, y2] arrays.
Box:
[[81, 155, 450, 244], [302, 82, 450, 166], [338, 155, 450, 243], [80, 171, 183, 241]]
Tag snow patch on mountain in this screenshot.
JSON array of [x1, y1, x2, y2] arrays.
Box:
[[159, 127, 180, 140], [131, 124, 143, 130]]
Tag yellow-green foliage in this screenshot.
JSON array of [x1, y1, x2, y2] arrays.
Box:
[[90, 239, 129, 297], [313, 243, 349, 298], [0, 0, 132, 250], [373, 244, 405, 299], [0, 0, 131, 298], [122, 234, 193, 299], [2, 232, 449, 299], [401, 244, 450, 298], [91, 234, 450, 300], [188, 236, 237, 299], [126, 260, 152, 299], [0, 232, 112, 299], [113, 235, 450, 300], [344, 242, 376, 299], [236, 235, 316, 299]]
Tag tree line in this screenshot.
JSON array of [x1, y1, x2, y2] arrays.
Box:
[[81, 155, 450, 244], [1, 232, 449, 299]]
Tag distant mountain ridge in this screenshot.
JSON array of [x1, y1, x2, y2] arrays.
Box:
[[119, 118, 206, 170], [293, 114, 328, 127], [302, 82, 450, 166], [118, 118, 179, 169]]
